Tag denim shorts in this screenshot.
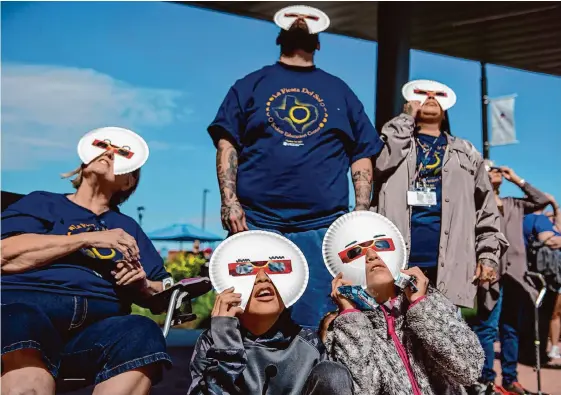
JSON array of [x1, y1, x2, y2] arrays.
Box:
[[1, 290, 172, 385]]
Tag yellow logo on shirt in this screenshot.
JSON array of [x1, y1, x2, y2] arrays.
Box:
[[67, 223, 117, 260], [266, 88, 328, 145]]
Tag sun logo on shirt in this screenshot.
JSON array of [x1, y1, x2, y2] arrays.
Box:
[[67, 223, 118, 260], [273, 95, 319, 133], [266, 88, 328, 143]]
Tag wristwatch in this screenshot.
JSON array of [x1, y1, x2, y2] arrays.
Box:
[[518, 179, 526, 187]]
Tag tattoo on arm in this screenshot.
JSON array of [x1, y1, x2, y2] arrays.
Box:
[[352, 168, 373, 210], [217, 139, 243, 226], [217, 140, 238, 204]]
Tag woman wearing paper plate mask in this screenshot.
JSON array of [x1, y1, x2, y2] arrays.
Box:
[[371, 80, 508, 310], [188, 231, 352, 395], [321, 211, 484, 395], [1, 127, 173, 395]]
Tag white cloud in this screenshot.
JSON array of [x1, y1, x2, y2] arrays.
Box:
[[147, 140, 195, 152], [1, 63, 192, 170]]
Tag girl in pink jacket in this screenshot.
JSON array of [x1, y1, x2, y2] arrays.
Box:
[[324, 248, 484, 395]]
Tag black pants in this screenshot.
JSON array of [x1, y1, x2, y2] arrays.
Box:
[[301, 361, 353, 395]]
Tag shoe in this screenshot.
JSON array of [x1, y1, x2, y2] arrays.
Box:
[[501, 382, 529, 395], [548, 345, 561, 359], [468, 381, 501, 395], [485, 383, 502, 395]]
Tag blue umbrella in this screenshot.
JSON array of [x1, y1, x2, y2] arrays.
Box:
[[147, 223, 224, 243]]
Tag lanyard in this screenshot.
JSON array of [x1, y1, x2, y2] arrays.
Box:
[[413, 135, 442, 183]]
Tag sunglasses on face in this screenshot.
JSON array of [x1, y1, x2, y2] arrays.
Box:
[[228, 259, 293, 277], [284, 13, 320, 21], [413, 89, 448, 98], [92, 139, 135, 159], [338, 238, 396, 264]]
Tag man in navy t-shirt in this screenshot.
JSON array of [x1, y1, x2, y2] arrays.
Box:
[[208, 8, 383, 327]]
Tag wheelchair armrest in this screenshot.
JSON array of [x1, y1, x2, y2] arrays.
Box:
[[146, 277, 212, 315]]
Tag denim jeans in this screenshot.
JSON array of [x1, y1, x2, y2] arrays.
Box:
[[472, 275, 521, 386], [246, 223, 336, 329], [1, 290, 171, 385]]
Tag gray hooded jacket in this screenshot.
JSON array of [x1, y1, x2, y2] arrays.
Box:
[[188, 311, 325, 395]]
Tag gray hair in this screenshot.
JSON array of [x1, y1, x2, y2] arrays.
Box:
[[61, 165, 141, 207]]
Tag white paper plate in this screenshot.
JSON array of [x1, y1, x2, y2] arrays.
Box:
[[402, 79, 457, 111], [322, 211, 407, 288], [209, 231, 309, 309], [77, 127, 149, 175], [274, 5, 330, 34]]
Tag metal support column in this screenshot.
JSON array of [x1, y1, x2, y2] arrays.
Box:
[[480, 61, 490, 159], [202, 188, 210, 230], [375, 2, 411, 131]]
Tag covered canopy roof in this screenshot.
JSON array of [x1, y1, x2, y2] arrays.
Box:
[[183, 1, 561, 77], [148, 223, 224, 242]]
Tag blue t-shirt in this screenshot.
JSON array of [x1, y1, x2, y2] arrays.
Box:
[[208, 62, 383, 232], [523, 213, 560, 246], [409, 133, 448, 268], [1, 191, 169, 307]]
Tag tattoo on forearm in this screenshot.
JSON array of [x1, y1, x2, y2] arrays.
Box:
[[217, 141, 243, 227], [352, 169, 373, 184], [217, 142, 238, 204], [352, 168, 373, 210]]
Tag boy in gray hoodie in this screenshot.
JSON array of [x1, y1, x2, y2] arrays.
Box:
[[188, 269, 352, 395]]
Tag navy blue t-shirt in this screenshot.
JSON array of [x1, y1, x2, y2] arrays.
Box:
[[208, 62, 383, 232], [409, 133, 448, 268], [1, 191, 169, 306], [523, 213, 560, 246]]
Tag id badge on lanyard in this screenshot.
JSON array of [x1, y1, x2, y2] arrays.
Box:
[[407, 136, 439, 207], [407, 180, 437, 207]]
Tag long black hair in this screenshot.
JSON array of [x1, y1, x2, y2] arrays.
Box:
[[442, 110, 452, 135]]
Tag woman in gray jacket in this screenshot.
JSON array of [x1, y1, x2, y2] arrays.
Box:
[[325, 248, 484, 395], [470, 162, 551, 395], [372, 86, 508, 309]]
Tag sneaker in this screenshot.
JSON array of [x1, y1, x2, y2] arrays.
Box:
[[548, 345, 561, 359], [493, 385, 510, 395], [501, 382, 529, 395], [485, 383, 502, 395], [468, 381, 501, 395]]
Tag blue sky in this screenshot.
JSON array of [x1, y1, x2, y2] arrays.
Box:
[[2, 2, 560, 246]]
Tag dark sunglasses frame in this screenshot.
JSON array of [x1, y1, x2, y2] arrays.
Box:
[[338, 238, 396, 264], [227, 259, 293, 277], [92, 139, 134, 159], [413, 89, 448, 98]]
